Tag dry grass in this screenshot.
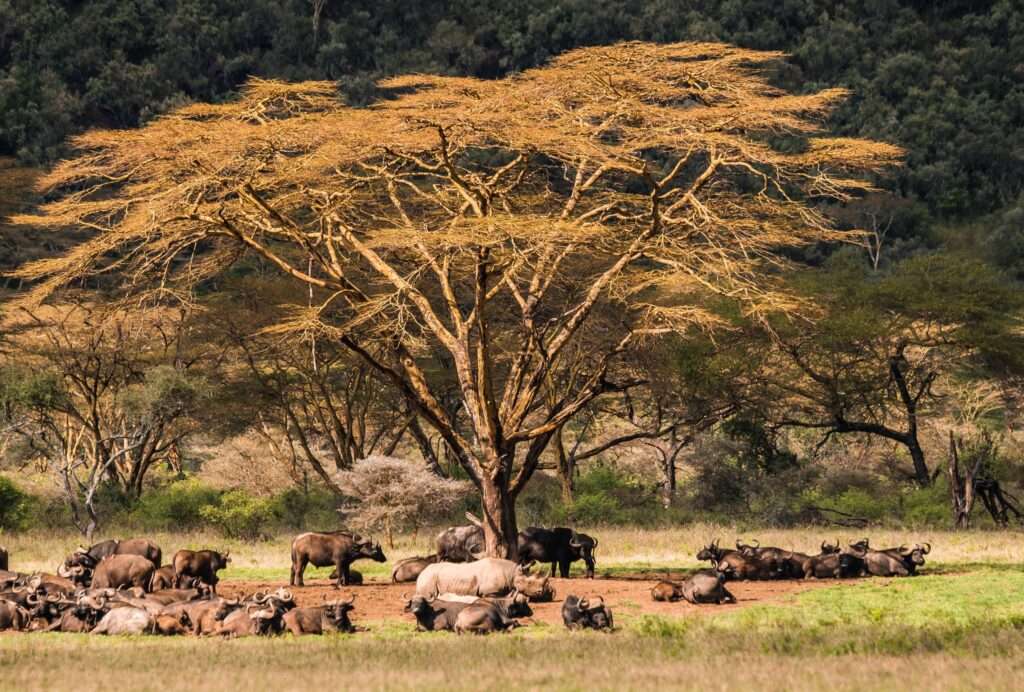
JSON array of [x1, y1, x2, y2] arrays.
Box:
[[2, 633, 1023, 691]]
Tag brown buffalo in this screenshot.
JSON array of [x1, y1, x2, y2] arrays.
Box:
[[282, 594, 356, 635], [172, 550, 230, 592], [290, 532, 385, 587], [91, 555, 156, 591]]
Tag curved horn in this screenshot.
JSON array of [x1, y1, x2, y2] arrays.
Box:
[[922, 542, 931, 555], [593, 596, 605, 608], [578, 597, 589, 609], [342, 592, 355, 605], [277, 589, 294, 602], [57, 564, 72, 578]]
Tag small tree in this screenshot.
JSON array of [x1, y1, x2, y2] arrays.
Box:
[[335, 455, 471, 547]]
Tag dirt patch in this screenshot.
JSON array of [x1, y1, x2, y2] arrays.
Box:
[[219, 575, 843, 628]]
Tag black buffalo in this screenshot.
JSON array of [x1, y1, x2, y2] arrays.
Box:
[[290, 532, 385, 587], [517, 527, 598, 578], [561, 595, 613, 630], [0, 546, 7, 571], [436, 513, 485, 563], [172, 550, 231, 592]]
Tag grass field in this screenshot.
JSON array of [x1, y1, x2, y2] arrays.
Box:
[[3, 526, 1024, 690]]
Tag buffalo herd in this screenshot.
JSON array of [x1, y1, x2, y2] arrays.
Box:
[[649, 536, 932, 603], [0, 528, 930, 636]]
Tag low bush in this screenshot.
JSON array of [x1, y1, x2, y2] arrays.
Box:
[[200, 490, 280, 540], [130, 478, 221, 531]]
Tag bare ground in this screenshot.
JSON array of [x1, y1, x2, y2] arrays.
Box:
[[218, 574, 844, 627]]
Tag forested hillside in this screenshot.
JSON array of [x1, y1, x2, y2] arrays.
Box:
[[1, 1, 1021, 218]]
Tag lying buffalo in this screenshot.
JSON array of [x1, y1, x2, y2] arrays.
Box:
[[863, 542, 930, 577], [0, 599, 30, 631], [436, 514, 485, 563], [415, 558, 551, 601], [91, 607, 188, 635], [91, 554, 156, 591], [173, 549, 231, 592], [517, 527, 598, 578], [679, 570, 736, 604], [59, 538, 161, 582], [800, 540, 861, 579], [404, 595, 476, 631], [391, 555, 439, 583], [282, 594, 356, 635], [651, 580, 683, 602], [453, 601, 520, 635], [701, 540, 783, 581], [290, 532, 385, 587], [149, 565, 187, 592], [561, 595, 613, 630]]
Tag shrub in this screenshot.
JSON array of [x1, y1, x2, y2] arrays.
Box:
[[199, 490, 279, 540], [335, 456, 473, 545], [272, 487, 340, 529], [0, 477, 32, 530], [901, 481, 950, 527], [131, 478, 220, 530]]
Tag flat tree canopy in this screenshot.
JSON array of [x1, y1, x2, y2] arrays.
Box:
[[11, 42, 900, 556]]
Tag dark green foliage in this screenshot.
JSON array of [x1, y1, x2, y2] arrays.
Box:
[[0, 476, 31, 530], [0, 1, 1021, 218]]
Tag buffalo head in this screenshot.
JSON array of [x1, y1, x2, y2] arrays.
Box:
[[357, 539, 386, 563]]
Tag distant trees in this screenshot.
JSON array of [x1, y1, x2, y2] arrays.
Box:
[[0, 305, 208, 536], [1, 1, 1020, 219], [765, 255, 1024, 487], [10, 43, 900, 554]]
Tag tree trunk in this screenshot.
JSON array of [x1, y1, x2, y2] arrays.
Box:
[[480, 476, 519, 560], [660, 452, 676, 508], [555, 426, 574, 505], [908, 437, 931, 488]]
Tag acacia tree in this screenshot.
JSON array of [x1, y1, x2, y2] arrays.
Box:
[[0, 304, 206, 536], [765, 255, 1024, 487], [12, 43, 899, 556]]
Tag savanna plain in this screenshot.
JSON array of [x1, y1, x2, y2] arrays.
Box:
[[4, 525, 1024, 691]]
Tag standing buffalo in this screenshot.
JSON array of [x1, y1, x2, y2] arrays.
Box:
[[172, 550, 231, 592], [59, 539, 162, 583], [290, 532, 385, 587], [416, 558, 552, 600], [91, 554, 157, 591], [436, 513, 485, 563], [391, 555, 440, 583], [517, 527, 598, 578], [282, 595, 357, 635]]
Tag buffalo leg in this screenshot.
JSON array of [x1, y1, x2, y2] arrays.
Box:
[[292, 556, 308, 587], [559, 559, 571, 578], [336, 560, 349, 587], [550, 562, 558, 578]]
